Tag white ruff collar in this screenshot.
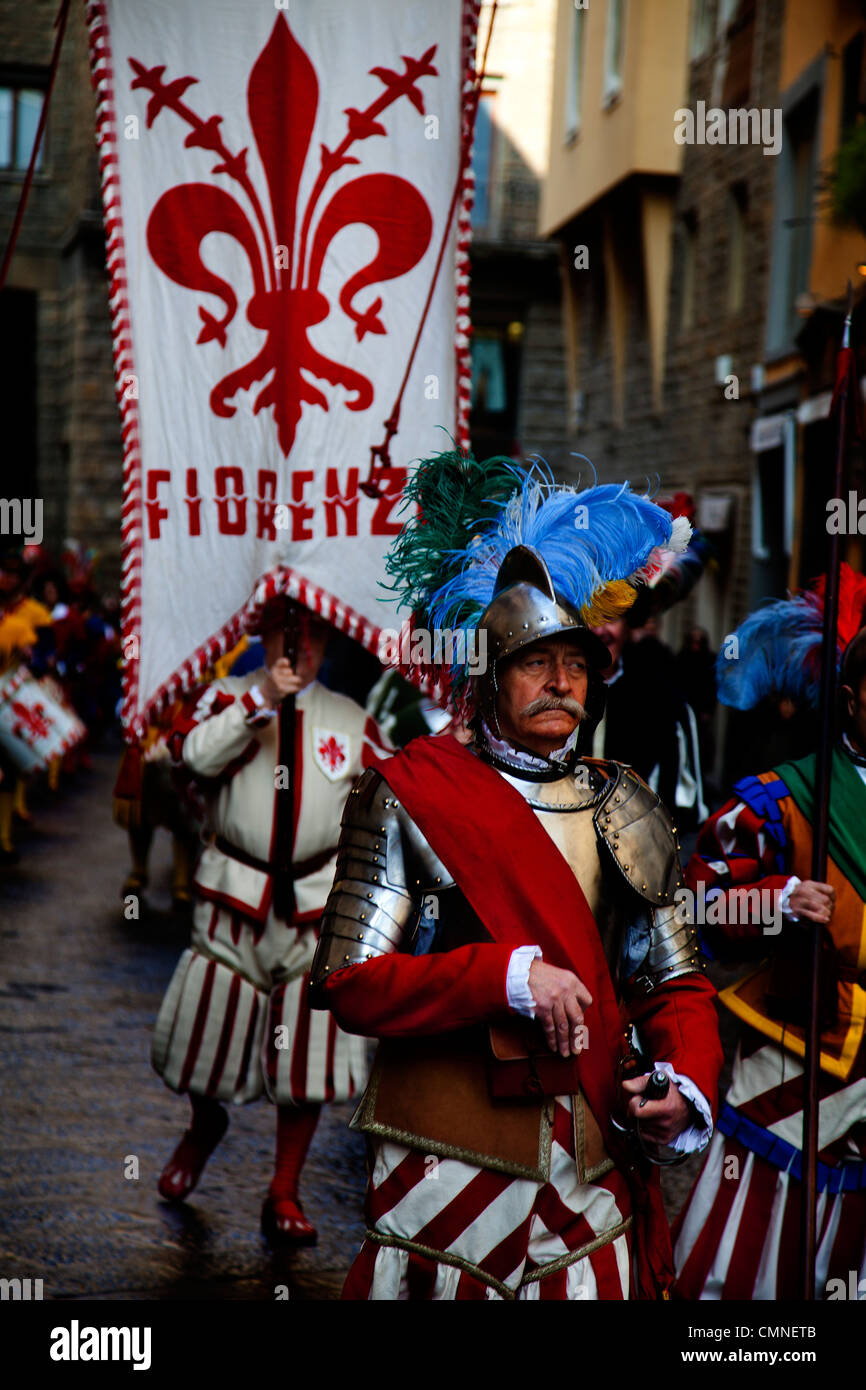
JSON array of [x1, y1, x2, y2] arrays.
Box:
[[479, 718, 579, 773]]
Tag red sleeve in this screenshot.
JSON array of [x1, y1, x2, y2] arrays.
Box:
[[318, 942, 514, 1037], [628, 973, 724, 1120], [166, 684, 233, 764]]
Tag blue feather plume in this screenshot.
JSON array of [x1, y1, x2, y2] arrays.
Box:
[[422, 465, 680, 693], [716, 595, 824, 711]]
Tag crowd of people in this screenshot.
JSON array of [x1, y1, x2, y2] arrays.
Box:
[[5, 457, 863, 1302], [135, 456, 865, 1301]]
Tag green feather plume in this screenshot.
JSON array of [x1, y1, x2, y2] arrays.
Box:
[[383, 448, 520, 617]]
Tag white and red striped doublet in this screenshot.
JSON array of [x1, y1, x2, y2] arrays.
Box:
[[347, 1098, 632, 1300], [152, 670, 388, 1106]]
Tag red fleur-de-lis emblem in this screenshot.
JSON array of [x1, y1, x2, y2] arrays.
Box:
[[317, 734, 346, 773], [11, 700, 52, 742], [129, 16, 436, 457]]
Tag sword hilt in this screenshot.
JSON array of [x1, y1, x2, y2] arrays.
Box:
[[640, 1069, 671, 1105]]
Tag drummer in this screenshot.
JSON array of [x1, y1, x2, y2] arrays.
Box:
[[0, 601, 38, 865], [1, 556, 55, 822]]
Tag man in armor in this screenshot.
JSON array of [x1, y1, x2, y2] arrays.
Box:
[[309, 457, 723, 1300]]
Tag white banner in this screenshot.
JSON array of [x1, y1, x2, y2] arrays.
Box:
[[87, 0, 477, 734]]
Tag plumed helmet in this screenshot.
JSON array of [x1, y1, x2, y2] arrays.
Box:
[[479, 546, 612, 673], [380, 450, 692, 715]]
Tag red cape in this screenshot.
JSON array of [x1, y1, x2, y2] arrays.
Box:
[[371, 735, 624, 1139]]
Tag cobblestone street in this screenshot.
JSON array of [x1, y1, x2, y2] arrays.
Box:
[[0, 744, 367, 1301]]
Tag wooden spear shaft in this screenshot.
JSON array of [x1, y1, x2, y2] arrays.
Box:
[[799, 286, 853, 1299], [272, 606, 300, 923]]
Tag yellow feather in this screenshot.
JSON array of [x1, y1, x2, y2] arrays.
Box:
[[579, 580, 637, 627]]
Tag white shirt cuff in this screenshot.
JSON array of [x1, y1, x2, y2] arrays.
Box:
[[650, 1061, 713, 1154], [506, 945, 542, 1016], [245, 684, 276, 723], [778, 875, 801, 920]]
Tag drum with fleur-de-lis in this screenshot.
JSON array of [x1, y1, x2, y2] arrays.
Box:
[[37, 674, 87, 754], [0, 666, 85, 773]]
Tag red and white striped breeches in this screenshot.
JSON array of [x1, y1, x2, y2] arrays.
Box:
[[151, 901, 368, 1106], [674, 1039, 866, 1299], [673, 1131, 866, 1300], [344, 1099, 633, 1300]]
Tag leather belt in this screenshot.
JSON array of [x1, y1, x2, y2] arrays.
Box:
[[214, 835, 337, 881]]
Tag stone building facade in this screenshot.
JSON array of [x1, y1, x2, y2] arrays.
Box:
[[542, 0, 786, 653], [663, 0, 786, 639], [469, 0, 573, 469], [0, 0, 121, 586]]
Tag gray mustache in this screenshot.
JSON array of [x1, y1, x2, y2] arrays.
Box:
[[521, 695, 586, 720]]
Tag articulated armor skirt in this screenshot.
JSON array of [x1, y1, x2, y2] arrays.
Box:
[[343, 1098, 633, 1301], [152, 900, 368, 1106]]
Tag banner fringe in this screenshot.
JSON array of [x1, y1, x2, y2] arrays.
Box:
[[85, 0, 476, 741]]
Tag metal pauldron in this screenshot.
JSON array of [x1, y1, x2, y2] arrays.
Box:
[[309, 768, 453, 990], [593, 763, 681, 905]]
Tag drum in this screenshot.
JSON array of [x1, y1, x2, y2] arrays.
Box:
[[0, 665, 83, 774], [37, 674, 87, 753]]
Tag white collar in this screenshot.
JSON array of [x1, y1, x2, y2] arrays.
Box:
[[479, 718, 579, 773]]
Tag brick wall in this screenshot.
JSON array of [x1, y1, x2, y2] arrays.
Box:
[[553, 0, 785, 651], [469, 0, 573, 469], [515, 293, 573, 469], [665, 0, 785, 640]]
